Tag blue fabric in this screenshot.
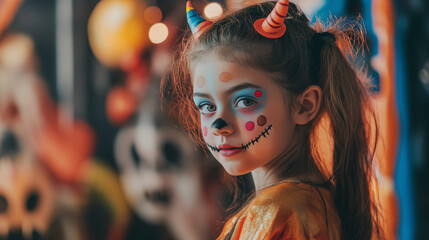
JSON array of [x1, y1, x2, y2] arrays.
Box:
[[394, 12, 415, 240], [310, 0, 346, 23]]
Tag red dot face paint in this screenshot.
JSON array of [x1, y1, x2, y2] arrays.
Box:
[[245, 121, 255, 131], [257, 115, 267, 126], [203, 127, 208, 137], [254, 90, 263, 98]]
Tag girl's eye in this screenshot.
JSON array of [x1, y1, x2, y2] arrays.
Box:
[[198, 103, 216, 114], [235, 98, 257, 109]]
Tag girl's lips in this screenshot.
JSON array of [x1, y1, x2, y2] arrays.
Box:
[[218, 144, 241, 150], [218, 144, 242, 157], [219, 148, 242, 157]]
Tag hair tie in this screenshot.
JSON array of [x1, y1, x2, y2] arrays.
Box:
[[311, 32, 336, 55], [310, 32, 335, 85], [314, 32, 336, 44]]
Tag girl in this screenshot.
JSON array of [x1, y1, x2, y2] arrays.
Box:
[[162, 0, 384, 239]]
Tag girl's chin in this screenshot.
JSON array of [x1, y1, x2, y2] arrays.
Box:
[[211, 151, 256, 175], [220, 162, 252, 176], [225, 169, 248, 176]]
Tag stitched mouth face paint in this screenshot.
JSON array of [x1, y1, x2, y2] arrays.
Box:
[[206, 124, 273, 152], [192, 52, 298, 176], [241, 124, 272, 150]]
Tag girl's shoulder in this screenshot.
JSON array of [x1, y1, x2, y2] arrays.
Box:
[[253, 181, 329, 207], [218, 182, 342, 240]]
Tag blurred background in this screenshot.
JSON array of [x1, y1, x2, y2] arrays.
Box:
[[0, 0, 427, 239]]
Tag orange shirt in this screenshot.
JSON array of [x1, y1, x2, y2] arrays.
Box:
[[217, 182, 341, 240]]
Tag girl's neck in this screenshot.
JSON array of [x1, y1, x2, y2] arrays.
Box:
[[251, 131, 324, 192]]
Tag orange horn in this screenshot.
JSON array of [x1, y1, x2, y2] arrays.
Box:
[[254, 0, 289, 39]]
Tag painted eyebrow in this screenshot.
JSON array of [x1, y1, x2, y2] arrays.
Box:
[[193, 83, 262, 99], [193, 92, 212, 99], [226, 83, 262, 95]]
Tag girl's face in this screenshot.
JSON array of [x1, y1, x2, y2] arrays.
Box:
[[192, 52, 298, 176]]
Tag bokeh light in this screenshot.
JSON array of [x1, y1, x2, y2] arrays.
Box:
[[204, 2, 223, 20], [149, 23, 168, 44], [88, 0, 149, 68], [144, 6, 162, 24]]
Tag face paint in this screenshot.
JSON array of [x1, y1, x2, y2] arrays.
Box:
[[211, 118, 227, 130], [257, 115, 267, 126], [241, 124, 272, 150], [192, 52, 298, 176], [196, 76, 206, 88], [245, 121, 255, 131], [231, 88, 267, 114], [206, 143, 219, 152], [219, 72, 231, 82], [207, 124, 273, 151], [193, 97, 216, 117], [203, 127, 208, 137]]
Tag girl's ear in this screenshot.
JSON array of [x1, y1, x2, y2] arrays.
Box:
[[293, 85, 323, 125]]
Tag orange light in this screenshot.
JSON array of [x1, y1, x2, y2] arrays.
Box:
[[144, 6, 162, 24], [149, 23, 168, 44], [88, 0, 149, 68], [204, 2, 223, 20]]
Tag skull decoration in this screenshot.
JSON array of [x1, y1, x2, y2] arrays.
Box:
[[0, 107, 55, 239], [115, 82, 223, 239], [0, 154, 55, 239], [0, 34, 56, 239], [115, 92, 202, 223]]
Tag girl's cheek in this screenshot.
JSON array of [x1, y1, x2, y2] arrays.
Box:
[[200, 112, 216, 138], [200, 116, 211, 138], [257, 115, 267, 126], [245, 121, 255, 131], [203, 126, 208, 137], [235, 108, 262, 127], [236, 108, 258, 116], [201, 114, 214, 120], [241, 114, 268, 133]]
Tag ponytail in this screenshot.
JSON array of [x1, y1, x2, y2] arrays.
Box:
[[315, 29, 383, 240]]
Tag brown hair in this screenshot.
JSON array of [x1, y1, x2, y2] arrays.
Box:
[[162, 1, 383, 239]]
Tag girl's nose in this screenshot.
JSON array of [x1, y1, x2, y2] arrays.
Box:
[[211, 118, 233, 136]]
